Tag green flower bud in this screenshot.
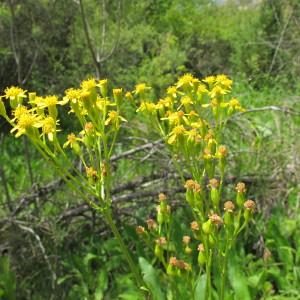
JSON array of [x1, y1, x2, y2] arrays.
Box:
[[197, 244, 206, 265], [154, 244, 163, 258], [211, 188, 220, 208], [202, 220, 212, 234], [0, 99, 7, 117]]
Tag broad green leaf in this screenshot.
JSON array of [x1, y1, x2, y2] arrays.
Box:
[[139, 257, 165, 300], [194, 274, 207, 300], [228, 256, 251, 300]]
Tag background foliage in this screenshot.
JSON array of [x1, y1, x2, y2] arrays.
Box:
[[0, 0, 300, 299]]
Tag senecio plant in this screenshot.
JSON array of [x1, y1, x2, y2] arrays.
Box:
[[135, 74, 256, 299], [0, 74, 255, 299]]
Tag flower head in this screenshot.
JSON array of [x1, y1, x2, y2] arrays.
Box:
[[177, 73, 195, 89], [236, 182, 246, 194], [224, 201, 235, 212], [244, 199, 256, 212], [182, 235, 191, 245], [81, 78, 96, 90], [4, 86, 26, 99], [134, 83, 151, 95], [209, 213, 223, 225], [191, 221, 200, 231]]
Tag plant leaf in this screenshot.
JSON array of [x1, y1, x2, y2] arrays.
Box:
[[138, 257, 165, 300]]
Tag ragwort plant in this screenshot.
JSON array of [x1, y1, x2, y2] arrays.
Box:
[[0, 74, 256, 299], [0, 80, 145, 289], [135, 74, 256, 299]]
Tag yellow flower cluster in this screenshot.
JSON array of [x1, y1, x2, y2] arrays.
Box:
[[0, 78, 127, 145], [135, 73, 244, 181]]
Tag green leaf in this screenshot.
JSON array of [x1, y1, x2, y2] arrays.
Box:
[[138, 257, 165, 300], [194, 274, 207, 300], [228, 255, 251, 300], [94, 269, 108, 300]]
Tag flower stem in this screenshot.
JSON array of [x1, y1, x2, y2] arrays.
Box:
[[103, 209, 145, 288]]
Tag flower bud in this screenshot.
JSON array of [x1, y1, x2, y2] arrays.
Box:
[[191, 221, 200, 232], [99, 79, 108, 97], [155, 237, 166, 258], [197, 244, 206, 265], [184, 246, 192, 255], [167, 257, 177, 276], [202, 220, 212, 234], [146, 218, 157, 231], [224, 201, 235, 226], [182, 235, 191, 245], [209, 214, 223, 226], [209, 179, 220, 208], [113, 88, 122, 106], [136, 226, 145, 235], [243, 200, 256, 222], [0, 99, 6, 117], [236, 182, 246, 207]]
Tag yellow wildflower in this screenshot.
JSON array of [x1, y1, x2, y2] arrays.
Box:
[[105, 110, 127, 126], [203, 75, 215, 85], [134, 83, 151, 95], [3, 86, 26, 100], [42, 116, 58, 141], [11, 113, 42, 137], [81, 78, 96, 90], [168, 125, 186, 144], [209, 86, 228, 98], [86, 166, 98, 178], [215, 74, 232, 89], [12, 105, 29, 121], [166, 86, 177, 97], [176, 73, 195, 89], [136, 101, 156, 113], [180, 96, 193, 106], [63, 133, 80, 149], [65, 88, 81, 102]]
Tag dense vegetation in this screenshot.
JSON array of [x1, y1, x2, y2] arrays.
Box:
[[0, 0, 300, 299]]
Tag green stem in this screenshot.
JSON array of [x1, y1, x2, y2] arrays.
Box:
[[103, 209, 144, 288], [220, 237, 229, 300], [206, 249, 213, 300]]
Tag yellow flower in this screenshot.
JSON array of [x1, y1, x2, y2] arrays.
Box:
[[203, 76, 215, 85], [134, 83, 151, 95], [65, 88, 81, 102], [105, 110, 127, 126], [209, 86, 228, 98], [36, 95, 68, 108], [113, 88, 122, 103], [81, 78, 97, 90], [180, 96, 193, 106], [161, 111, 184, 126], [215, 74, 232, 88], [168, 125, 186, 144], [3, 86, 26, 100], [125, 91, 134, 102], [158, 97, 173, 108], [176, 73, 195, 89], [11, 113, 42, 137], [12, 105, 30, 121], [98, 79, 108, 96], [96, 97, 116, 111], [41, 116, 58, 141], [86, 167, 98, 178], [185, 129, 201, 143], [136, 101, 156, 113], [166, 86, 177, 97], [197, 84, 208, 94], [63, 133, 81, 149]]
